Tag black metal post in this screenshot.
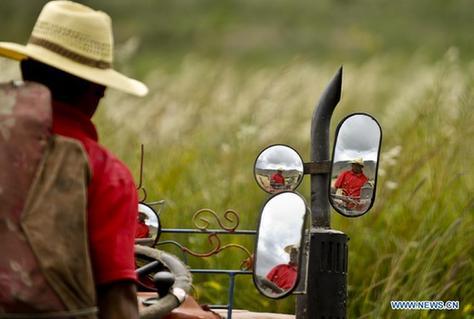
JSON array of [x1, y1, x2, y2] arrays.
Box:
[[310, 67, 342, 228], [296, 67, 349, 319]]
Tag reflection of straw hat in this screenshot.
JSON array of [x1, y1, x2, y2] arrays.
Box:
[[284, 244, 298, 254], [0, 1, 148, 96], [277, 167, 284, 171], [350, 157, 364, 167]]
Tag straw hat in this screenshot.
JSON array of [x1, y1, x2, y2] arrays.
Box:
[[0, 1, 148, 96], [350, 157, 364, 167], [284, 244, 298, 254]]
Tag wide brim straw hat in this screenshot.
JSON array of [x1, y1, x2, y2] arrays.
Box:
[[0, 1, 148, 96], [284, 244, 298, 254], [350, 157, 365, 167]]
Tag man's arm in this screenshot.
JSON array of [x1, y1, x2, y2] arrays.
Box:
[[87, 155, 140, 318], [258, 276, 285, 294], [333, 171, 347, 189], [97, 281, 138, 319]]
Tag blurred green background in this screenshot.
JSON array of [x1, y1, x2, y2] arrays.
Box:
[[1, 1, 473, 318], [1, 0, 473, 70]]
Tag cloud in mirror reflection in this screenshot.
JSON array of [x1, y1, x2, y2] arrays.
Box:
[[334, 115, 381, 162], [256, 145, 303, 171]]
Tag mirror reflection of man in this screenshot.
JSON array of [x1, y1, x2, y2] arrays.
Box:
[[270, 168, 285, 189], [333, 158, 368, 208], [264, 245, 298, 292], [135, 212, 150, 238]]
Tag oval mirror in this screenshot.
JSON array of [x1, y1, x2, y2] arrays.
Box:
[[136, 203, 162, 246], [253, 192, 307, 298], [329, 113, 382, 217], [254, 145, 304, 194]]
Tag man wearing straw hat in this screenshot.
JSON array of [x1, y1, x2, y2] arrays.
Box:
[[333, 157, 368, 208], [0, 1, 147, 318], [270, 168, 285, 190], [264, 244, 298, 291]]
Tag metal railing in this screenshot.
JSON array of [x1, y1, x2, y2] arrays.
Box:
[[156, 209, 256, 319]]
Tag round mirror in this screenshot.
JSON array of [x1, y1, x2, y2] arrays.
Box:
[[254, 145, 304, 194], [136, 203, 162, 246], [329, 113, 382, 217], [253, 192, 307, 299]]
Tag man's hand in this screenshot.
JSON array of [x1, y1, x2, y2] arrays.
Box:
[[257, 276, 285, 294], [97, 281, 139, 319]]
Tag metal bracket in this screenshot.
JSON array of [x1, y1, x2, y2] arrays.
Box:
[[303, 161, 332, 175]]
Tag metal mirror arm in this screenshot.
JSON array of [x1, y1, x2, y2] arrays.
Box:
[[303, 161, 332, 175]]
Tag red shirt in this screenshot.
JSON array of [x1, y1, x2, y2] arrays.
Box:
[[135, 221, 150, 238], [271, 173, 285, 185], [266, 264, 297, 290], [52, 103, 138, 285], [334, 170, 368, 198]]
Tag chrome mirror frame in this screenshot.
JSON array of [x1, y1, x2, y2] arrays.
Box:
[[137, 202, 162, 246], [252, 191, 308, 299], [328, 113, 382, 217], [254, 144, 305, 194]]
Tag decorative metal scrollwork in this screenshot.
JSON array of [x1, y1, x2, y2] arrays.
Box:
[[181, 233, 252, 261], [182, 233, 221, 257], [192, 209, 240, 232], [156, 208, 253, 269], [158, 208, 252, 260]]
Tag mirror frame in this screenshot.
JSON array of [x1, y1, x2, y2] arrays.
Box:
[[328, 112, 382, 217], [138, 202, 162, 246], [253, 144, 305, 194], [252, 191, 308, 299]]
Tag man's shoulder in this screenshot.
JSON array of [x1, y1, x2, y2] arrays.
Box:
[[85, 140, 135, 187], [340, 170, 351, 177], [274, 264, 289, 270]]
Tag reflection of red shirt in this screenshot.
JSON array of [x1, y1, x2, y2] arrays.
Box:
[[135, 221, 150, 238], [266, 264, 297, 289], [53, 103, 137, 285], [334, 170, 368, 197], [270, 173, 285, 185]]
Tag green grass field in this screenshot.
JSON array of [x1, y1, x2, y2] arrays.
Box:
[[2, 50, 472, 318], [1, 1, 473, 317], [93, 53, 471, 318]]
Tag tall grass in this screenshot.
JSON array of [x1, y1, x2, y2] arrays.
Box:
[[93, 52, 473, 318], [1, 51, 472, 317]]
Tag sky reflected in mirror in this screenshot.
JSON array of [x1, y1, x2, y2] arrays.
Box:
[[334, 114, 381, 162]]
